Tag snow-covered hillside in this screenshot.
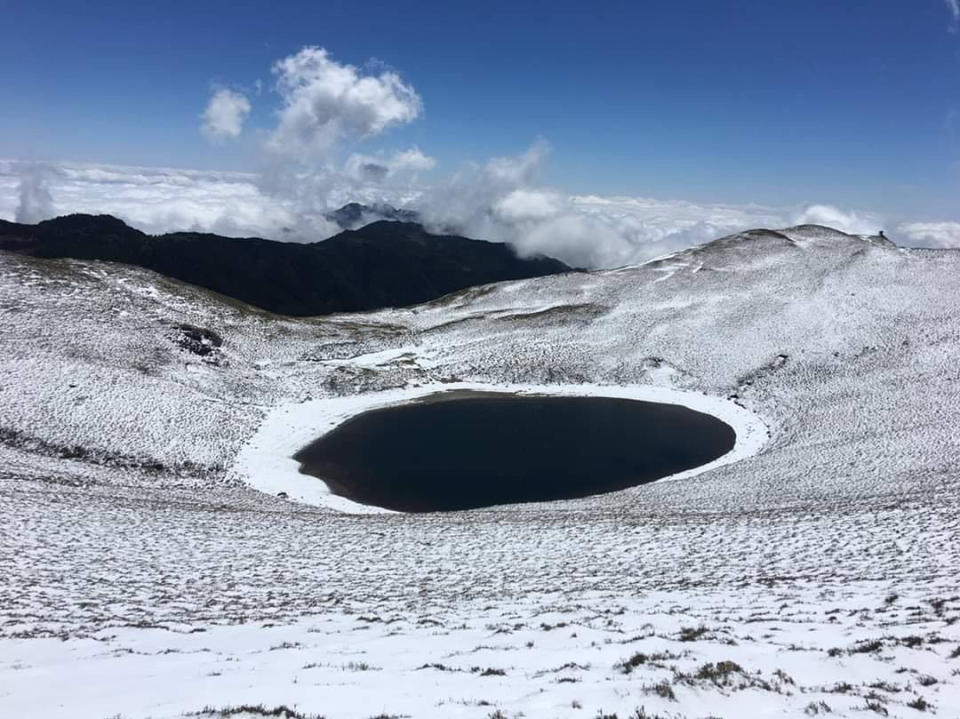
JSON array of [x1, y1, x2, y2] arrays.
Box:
[[1, 225, 958, 718]]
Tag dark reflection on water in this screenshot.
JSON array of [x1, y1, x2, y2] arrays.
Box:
[[294, 392, 735, 512]]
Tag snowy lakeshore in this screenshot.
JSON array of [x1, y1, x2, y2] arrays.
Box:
[[232, 382, 767, 513], [1, 225, 959, 718]]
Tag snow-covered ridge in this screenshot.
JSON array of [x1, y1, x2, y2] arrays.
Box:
[[1, 224, 959, 718]]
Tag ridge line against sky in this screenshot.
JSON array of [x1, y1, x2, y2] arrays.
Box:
[[5, 157, 958, 270], [3, 1, 960, 264]]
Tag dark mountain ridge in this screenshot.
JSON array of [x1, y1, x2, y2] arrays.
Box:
[[0, 214, 571, 317]]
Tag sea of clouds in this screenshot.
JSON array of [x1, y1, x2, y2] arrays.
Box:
[[5, 155, 950, 270], [2, 44, 957, 269]]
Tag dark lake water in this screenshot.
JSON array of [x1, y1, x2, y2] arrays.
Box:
[[294, 392, 736, 512]]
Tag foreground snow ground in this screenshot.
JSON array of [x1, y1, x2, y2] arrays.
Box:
[[1, 225, 959, 717]]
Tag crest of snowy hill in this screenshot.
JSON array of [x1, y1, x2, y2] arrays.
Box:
[[2, 223, 959, 717], [0, 213, 571, 315]]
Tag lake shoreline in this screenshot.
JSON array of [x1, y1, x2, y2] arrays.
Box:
[[230, 382, 769, 514]]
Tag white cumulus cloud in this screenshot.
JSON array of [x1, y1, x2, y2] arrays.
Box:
[[389, 147, 436, 173], [266, 47, 422, 158], [0, 160, 299, 238], [344, 147, 435, 182], [897, 221, 960, 248], [415, 143, 789, 267], [201, 88, 251, 141], [494, 188, 564, 223], [14, 163, 57, 224], [792, 204, 882, 235]]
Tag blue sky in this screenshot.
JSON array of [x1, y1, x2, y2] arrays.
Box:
[[2, 0, 959, 218]]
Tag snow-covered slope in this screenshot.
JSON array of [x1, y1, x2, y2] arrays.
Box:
[[1, 225, 958, 718]]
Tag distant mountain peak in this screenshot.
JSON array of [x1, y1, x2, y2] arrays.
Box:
[[325, 202, 420, 231], [37, 213, 141, 236]]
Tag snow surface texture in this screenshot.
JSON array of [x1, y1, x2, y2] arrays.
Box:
[[1, 224, 959, 718]]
